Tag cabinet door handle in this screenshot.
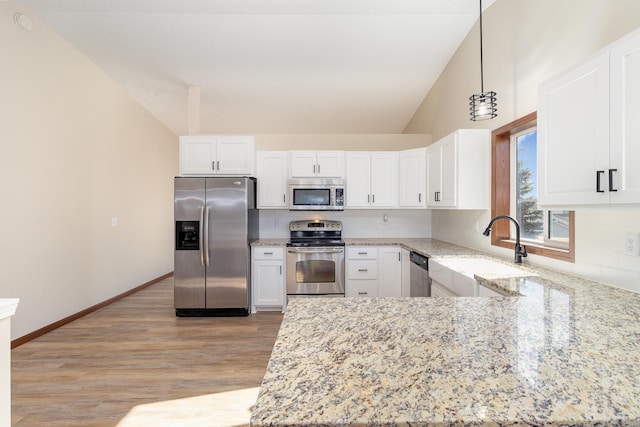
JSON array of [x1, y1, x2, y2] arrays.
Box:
[[418, 193, 422, 203], [211, 161, 215, 171], [372, 194, 375, 203], [358, 291, 368, 295], [358, 269, 368, 272], [283, 194, 286, 202], [609, 169, 618, 192], [217, 160, 220, 171], [317, 164, 320, 174], [596, 170, 605, 193], [313, 164, 316, 174], [367, 194, 370, 203], [435, 191, 441, 201], [280, 266, 282, 275]]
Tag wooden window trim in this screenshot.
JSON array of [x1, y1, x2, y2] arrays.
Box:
[[491, 111, 575, 263]]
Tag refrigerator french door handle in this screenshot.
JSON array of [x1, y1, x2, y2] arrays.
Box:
[[204, 206, 211, 266], [199, 206, 204, 266]]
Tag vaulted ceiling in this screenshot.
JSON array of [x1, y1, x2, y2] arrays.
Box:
[[18, 0, 495, 135]]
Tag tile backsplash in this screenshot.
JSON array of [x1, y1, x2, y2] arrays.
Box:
[[258, 209, 431, 239]]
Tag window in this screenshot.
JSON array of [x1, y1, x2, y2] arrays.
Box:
[[491, 112, 575, 262], [511, 128, 570, 250]]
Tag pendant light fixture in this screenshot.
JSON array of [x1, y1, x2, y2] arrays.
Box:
[[469, 0, 497, 121]]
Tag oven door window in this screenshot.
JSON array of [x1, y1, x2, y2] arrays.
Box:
[[295, 260, 335, 283], [292, 189, 330, 207]]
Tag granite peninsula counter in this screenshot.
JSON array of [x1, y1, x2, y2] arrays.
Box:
[[250, 238, 640, 426]]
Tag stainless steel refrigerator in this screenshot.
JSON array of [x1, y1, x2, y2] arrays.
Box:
[[174, 177, 258, 316]]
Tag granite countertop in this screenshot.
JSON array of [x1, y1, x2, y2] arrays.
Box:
[[251, 237, 478, 255], [250, 238, 640, 426], [251, 238, 289, 247]]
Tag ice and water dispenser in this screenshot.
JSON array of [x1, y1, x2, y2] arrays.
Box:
[[175, 221, 199, 250]]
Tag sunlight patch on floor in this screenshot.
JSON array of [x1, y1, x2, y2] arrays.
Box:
[[116, 387, 260, 427]]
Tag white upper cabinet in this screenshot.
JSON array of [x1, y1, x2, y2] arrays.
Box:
[[538, 29, 640, 206], [538, 52, 610, 205], [426, 129, 490, 209], [345, 152, 397, 208], [180, 135, 255, 176], [257, 151, 288, 208], [609, 31, 640, 204], [290, 151, 344, 178], [398, 147, 427, 208]]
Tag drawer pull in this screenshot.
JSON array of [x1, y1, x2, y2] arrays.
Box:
[[358, 291, 368, 295], [263, 252, 273, 255], [358, 269, 368, 272], [357, 252, 368, 255]]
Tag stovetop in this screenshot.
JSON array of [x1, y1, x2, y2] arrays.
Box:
[[287, 220, 343, 247]]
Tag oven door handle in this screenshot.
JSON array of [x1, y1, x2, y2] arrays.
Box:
[[287, 248, 344, 254]]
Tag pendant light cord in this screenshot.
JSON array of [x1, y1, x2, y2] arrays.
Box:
[[479, 0, 484, 94]]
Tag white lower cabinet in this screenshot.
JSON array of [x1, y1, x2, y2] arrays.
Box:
[[346, 246, 401, 297], [378, 247, 402, 297], [251, 247, 285, 313]]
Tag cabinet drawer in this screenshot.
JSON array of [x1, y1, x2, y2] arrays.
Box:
[[252, 247, 284, 260], [347, 247, 377, 259], [348, 260, 378, 279], [347, 280, 378, 297]]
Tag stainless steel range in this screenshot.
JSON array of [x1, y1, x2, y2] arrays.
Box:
[[286, 220, 345, 297]]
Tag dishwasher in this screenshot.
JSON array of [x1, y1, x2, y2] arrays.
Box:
[[409, 251, 430, 297]]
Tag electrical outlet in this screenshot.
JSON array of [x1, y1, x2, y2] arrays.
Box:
[[111, 217, 119, 227], [624, 233, 640, 256]]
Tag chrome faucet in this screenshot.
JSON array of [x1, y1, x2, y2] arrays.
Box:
[[482, 215, 528, 264]]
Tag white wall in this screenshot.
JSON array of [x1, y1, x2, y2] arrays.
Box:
[[404, 0, 640, 293], [259, 209, 431, 239], [0, 2, 178, 339]]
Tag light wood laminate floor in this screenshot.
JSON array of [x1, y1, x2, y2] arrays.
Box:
[[11, 277, 284, 426]]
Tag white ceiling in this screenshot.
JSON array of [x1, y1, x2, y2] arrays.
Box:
[[18, 0, 495, 135]]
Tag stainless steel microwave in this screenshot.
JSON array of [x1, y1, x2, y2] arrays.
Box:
[[288, 178, 345, 211]]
